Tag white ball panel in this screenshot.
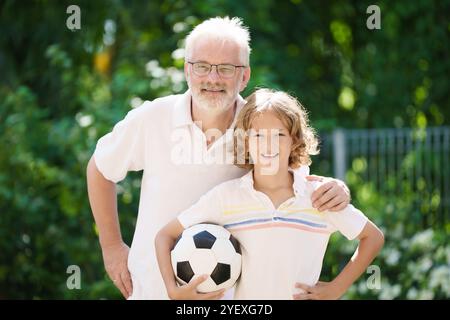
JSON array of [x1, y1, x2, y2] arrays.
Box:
[[196, 276, 218, 293], [171, 236, 196, 262], [189, 249, 216, 275], [211, 238, 237, 263]]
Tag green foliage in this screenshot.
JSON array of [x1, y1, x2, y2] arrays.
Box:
[[0, 0, 448, 299]]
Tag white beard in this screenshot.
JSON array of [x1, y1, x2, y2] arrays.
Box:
[[196, 91, 229, 111], [188, 75, 239, 114]]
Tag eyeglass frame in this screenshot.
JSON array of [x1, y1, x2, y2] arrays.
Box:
[[187, 61, 248, 78]]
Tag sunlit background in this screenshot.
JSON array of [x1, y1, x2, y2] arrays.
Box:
[[0, 0, 449, 299]]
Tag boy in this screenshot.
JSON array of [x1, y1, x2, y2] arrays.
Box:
[[155, 89, 384, 299]]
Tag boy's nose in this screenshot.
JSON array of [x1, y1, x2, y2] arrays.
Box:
[[267, 135, 280, 153], [259, 134, 280, 154]]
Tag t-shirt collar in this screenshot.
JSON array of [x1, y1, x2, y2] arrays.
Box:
[[239, 165, 310, 197]]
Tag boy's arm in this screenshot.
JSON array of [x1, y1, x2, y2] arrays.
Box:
[[294, 220, 384, 300], [155, 219, 225, 300]]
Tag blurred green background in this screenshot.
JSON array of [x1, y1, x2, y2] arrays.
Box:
[[0, 0, 449, 299]]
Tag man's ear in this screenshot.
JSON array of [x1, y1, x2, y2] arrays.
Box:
[[239, 66, 251, 92], [184, 62, 190, 81]]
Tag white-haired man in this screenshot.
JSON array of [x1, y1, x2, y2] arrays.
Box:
[[87, 17, 351, 299]]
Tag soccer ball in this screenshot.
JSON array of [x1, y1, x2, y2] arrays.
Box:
[[171, 223, 242, 293]]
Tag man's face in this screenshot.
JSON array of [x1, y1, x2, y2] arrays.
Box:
[[185, 38, 250, 114]]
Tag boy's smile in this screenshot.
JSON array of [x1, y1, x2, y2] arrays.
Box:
[[260, 152, 279, 159]]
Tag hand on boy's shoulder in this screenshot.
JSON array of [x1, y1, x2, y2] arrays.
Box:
[[305, 175, 351, 212]]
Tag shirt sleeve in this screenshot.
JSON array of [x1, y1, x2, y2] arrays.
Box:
[[93, 104, 148, 183], [324, 205, 369, 240], [177, 185, 223, 229]]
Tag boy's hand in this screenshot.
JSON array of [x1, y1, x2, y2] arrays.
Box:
[[293, 281, 345, 300], [307, 175, 350, 211], [168, 275, 226, 300]]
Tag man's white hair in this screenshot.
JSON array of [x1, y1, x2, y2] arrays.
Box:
[[185, 16, 251, 66]]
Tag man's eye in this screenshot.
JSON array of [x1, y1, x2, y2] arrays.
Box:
[[219, 66, 234, 72]]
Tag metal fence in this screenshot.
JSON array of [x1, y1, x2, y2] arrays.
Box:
[[316, 126, 450, 227]]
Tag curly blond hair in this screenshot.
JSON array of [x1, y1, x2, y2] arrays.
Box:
[[234, 88, 319, 170]]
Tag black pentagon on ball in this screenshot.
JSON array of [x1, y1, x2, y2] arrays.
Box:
[[193, 230, 216, 249], [210, 263, 230, 285], [229, 234, 241, 254], [177, 261, 194, 283]]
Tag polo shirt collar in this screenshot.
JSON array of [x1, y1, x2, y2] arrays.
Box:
[[172, 90, 194, 128], [239, 165, 310, 197]]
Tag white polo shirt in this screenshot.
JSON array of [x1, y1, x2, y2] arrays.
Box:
[[178, 167, 368, 300], [94, 90, 248, 299]]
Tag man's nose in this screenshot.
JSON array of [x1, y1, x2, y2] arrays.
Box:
[[207, 65, 221, 81]]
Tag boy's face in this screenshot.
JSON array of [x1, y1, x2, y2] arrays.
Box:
[[185, 38, 250, 115], [248, 109, 293, 175]]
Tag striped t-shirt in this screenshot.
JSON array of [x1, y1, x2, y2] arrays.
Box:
[[178, 166, 368, 300]]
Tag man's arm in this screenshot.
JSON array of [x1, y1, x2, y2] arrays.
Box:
[[86, 155, 132, 298]]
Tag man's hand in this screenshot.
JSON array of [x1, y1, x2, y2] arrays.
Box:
[[293, 281, 345, 300], [168, 275, 225, 300], [306, 175, 350, 211], [102, 241, 133, 299]]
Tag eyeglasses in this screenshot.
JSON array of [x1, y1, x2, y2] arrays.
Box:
[[187, 61, 247, 78]]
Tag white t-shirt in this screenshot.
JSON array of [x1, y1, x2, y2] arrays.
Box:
[[178, 167, 368, 300], [94, 90, 248, 299]]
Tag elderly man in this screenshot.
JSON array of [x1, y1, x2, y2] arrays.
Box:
[[86, 16, 350, 299]]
